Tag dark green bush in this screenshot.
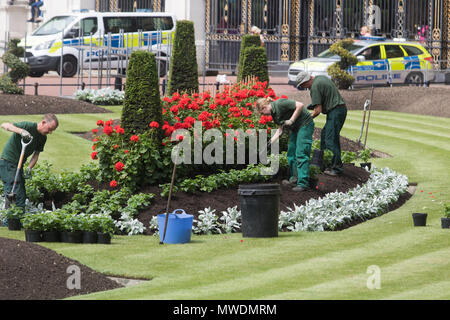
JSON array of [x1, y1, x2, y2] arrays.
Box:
[[167, 20, 199, 95], [239, 46, 269, 83], [0, 38, 29, 94], [121, 50, 162, 144], [237, 34, 262, 82], [326, 39, 358, 89]]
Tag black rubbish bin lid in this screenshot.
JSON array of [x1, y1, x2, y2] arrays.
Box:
[[238, 183, 280, 196]]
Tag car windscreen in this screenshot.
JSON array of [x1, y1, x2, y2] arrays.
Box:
[[33, 16, 77, 36], [316, 44, 364, 58]]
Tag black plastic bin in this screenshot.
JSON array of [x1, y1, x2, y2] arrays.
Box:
[[238, 184, 280, 238]]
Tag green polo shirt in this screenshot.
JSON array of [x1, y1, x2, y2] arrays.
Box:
[[270, 98, 312, 132], [310, 75, 346, 114], [1, 122, 47, 165]]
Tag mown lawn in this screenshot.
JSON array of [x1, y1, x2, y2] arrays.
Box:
[[0, 109, 449, 299]]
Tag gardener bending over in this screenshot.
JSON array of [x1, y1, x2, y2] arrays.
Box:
[[296, 71, 347, 176], [0, 113, 58, 211], [255, 97, 314, 192]]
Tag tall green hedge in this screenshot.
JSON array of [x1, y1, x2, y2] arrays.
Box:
[[237, 34, 261, 82], [239, 46, 269, 83], [326, 38, 358, 89], [121, 50, 162, 144], [167, 20, 199, 95], [0, 38, 29, 94]]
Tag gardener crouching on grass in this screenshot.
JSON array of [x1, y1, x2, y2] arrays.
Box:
[[0, 113, 58, 213], [296, 71, 347, 176], [255, 97, 314, 192]]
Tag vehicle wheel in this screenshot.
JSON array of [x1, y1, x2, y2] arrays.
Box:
[[29, 71, 44, 77], [405, 72, 423, 86], [56, 55, 78, 77]]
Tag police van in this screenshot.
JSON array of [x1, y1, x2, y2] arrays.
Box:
[[288, 38, 435, 87], [20, 11, 176, 77]]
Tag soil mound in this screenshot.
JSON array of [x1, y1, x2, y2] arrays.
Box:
[[0, 94, 111, 115], [0, 237, 122, 300]]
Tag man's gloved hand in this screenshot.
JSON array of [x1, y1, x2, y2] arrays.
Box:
[[24, 167, 32, 179], [20, 129, 32, 140], [284, 119, 294, 126]]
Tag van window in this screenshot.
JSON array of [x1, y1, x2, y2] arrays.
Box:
[[67, 18, 98, 38], [384, 45, 405, 59], [401, 45, 423, 57], [33, 16, 77, 36], [103, 16, 174, 34]]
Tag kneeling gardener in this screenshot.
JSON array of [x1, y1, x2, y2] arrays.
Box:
[[255, 97, 314, 192], [0, 113, 58, 212]]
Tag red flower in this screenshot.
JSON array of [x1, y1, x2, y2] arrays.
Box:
[[149, 121, 159, 128], [110, 180, 118, 188], [97, 120, 104, 126], [124, 149, 129, 154], [113, 144, 119, 150], [115, 161, 125, 172], [115, 125, 125, 135], [91, 151, 98, 160], [130, 135, 139, 143], [176, 134, 184, 141], [92, 128, 98, 134], [103, 125, 113, 136], [105, 119, 113, 126]]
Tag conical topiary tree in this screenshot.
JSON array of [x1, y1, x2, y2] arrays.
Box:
[[239, 46, 269, 83], [121, 50, 162, 144], [0, 38, 29, 94], [237, 34, 262, 82], [167, 20, 199, 95]]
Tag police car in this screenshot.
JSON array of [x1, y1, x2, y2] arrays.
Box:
[[287, 37, 435, 87]]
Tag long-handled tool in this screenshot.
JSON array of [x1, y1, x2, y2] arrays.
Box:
[[363, 86, 375, 149], [5, 136, 33, 209], [160, 148, 179, 245], [357, 99, 370, 146]]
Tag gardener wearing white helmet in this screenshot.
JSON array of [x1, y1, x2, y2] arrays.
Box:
[[296, 71, 347, 176]]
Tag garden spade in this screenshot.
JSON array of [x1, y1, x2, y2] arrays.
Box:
[[357, 99, 371, 146], [363, 86, 375, 149], [5, 136, 33, 209]]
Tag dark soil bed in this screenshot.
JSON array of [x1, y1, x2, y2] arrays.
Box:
[[0, 237, 122, 300], [0, 94, 111, 115]]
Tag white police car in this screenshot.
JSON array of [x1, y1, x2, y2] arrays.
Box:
[[288, 37, 435, 87]]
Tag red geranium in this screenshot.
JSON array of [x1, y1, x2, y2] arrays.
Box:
[[92, 128, 98, 134], [115, 161, 125, 172], [97, 120, 104, 126], [110, 180, 118, 188], [103, 125, 113, 136], [91, 151, 98, 160], [130, 135, 139, 143], [149, 121, 160, 128]]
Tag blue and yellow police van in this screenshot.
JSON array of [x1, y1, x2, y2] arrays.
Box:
[[288, 38, 435, 87], [19, 11, 176, 77]]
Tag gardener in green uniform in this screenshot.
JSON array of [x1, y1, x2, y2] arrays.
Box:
[[0, 113, 58, 212], [256, 97, 314, 192], [296, 71, 347, 176]]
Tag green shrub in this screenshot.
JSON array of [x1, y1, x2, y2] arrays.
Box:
[[326, 38, 358, 89], [0, 39, 29, 94], [121, 50, 162, 141], [239, 46, 269, 84], [167, 20, 199, 95], [237, 34, 262, 82]]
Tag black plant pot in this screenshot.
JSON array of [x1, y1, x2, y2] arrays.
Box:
[[441, 217, 450, 229], [25, 230, 43, 242], [83, 231, 98, 244], [360, 162, 372, 170], [97, 232, 111, 244], [42, 231, 60, 242], [412, 213, 427, 227], [309, 178, 318, 189], [67, 231, 83, 243], [7, 218, 21, 231]]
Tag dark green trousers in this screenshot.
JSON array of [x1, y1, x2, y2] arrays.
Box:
[[320, 106, 347, 173], [287, 121, 314, 188], [0, 159, 26, 208]]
